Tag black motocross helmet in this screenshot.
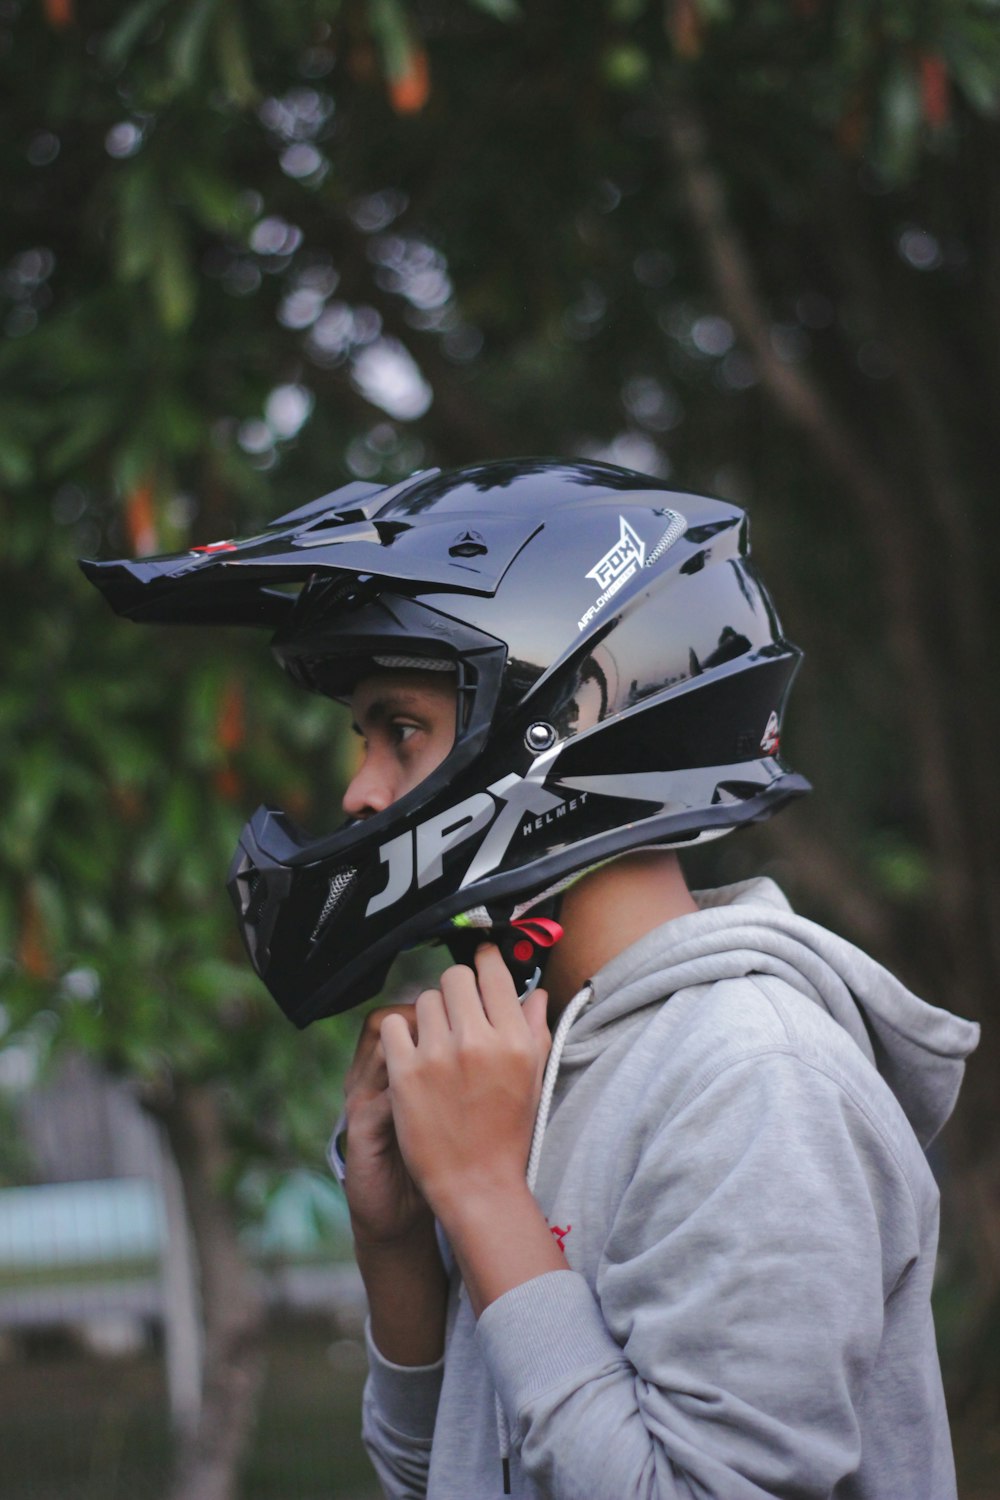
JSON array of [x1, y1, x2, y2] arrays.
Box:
[[81, 458, 810, 1027]]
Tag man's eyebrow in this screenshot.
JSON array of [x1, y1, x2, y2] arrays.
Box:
[[353, 691, 435, 728]]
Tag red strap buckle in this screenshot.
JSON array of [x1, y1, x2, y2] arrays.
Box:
[[510, 917, 564, 948]]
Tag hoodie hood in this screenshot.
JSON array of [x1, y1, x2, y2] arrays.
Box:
[[563, 877, 979, 1148]]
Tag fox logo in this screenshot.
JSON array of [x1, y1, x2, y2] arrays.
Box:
[[578, 516, 647, 631], [586, 516, 645, 591]]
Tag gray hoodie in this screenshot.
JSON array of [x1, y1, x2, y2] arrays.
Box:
[[361, 879, 979, 1499]]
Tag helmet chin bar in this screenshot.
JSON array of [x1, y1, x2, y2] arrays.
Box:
[[228, 750, 808, 1028]]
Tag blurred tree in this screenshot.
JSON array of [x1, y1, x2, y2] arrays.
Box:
[[2, 0, 999, 1494]]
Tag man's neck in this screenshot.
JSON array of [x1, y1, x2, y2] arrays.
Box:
[[543, 850, 699, 1022]]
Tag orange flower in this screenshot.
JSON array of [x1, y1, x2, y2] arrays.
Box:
[[18, 887, 53, 981], [919, 53, 950, 129], [668, 0, 702, 60], [390, 47, 430, 114], [125, 480, 158, 557], [216, 679, 246, 754], [42, 0, 73, 29], [214, 766, 244, 801]]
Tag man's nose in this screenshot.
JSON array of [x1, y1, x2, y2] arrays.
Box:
[[342, 752, 395, 819]]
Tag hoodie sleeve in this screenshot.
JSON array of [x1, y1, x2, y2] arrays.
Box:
[[476, 1046, 928, 1499], [361, 1320, 443, 1500]]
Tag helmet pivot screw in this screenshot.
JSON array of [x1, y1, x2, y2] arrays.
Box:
[[525, 721, 557, 752]]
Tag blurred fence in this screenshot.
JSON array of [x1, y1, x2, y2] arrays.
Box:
[[0, 1054, 377, 1500]]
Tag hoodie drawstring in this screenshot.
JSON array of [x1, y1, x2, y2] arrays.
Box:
[[495, 982, 594, 1493]]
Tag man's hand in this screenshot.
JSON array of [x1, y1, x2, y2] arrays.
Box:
[[343, 1002, 449, 1365], [342, 1002, 434, 1248], [380, 946, 551, 1223]]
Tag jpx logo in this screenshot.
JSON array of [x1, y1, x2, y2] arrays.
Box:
[[579, 516, 647, 632], [366, 773, 572, 918]]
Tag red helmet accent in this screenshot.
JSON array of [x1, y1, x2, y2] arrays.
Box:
[[511, 917, 564, 948]]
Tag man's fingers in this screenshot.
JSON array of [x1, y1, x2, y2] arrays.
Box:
[[473, 943, 522, 1027], [413, 988, 450, 1049], [345, 1085, 394, 1141], [380, 1011, 417, 1072], [439, 962, 489, 1037], [347, 1003, 417, 1091], [354, 1003, 417, 1058]]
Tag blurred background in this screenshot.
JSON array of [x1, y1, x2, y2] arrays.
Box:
[[2, 2, 999, 1497]]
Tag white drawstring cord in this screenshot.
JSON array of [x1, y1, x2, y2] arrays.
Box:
[[527, 984, 593, 1193], [495, 982, 594, 1492]]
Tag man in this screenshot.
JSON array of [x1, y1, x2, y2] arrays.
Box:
[[340, 666, 975, 1500], [82, 458, 979, 1499]]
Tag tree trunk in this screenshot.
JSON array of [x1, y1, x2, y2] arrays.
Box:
[[158, 1080, 267, 1500], [662, 94, 1000, 1443]]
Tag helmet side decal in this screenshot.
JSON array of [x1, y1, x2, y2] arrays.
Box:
[[578, 508, 686, 632], [586, 516, 646, 590], [363, 751, 790, 923], [364, 767, 590, 918], [461, 771, 579, 890], [579, 516, 645, 632], [555, 760, 786, 811], [366, 793, 495, 916]]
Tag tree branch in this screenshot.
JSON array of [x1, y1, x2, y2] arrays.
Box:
[[822, 191, 1000, 987], [662, 95, 984, 1010]]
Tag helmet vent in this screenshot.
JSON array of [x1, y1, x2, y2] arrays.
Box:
[[373, 654, 455, 673], [233, 853, 263, 920], [449, 529, 488, 558], [311, 866, 358, 942], [290, 573, 371, 624]]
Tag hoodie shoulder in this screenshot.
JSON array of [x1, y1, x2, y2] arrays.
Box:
[[650, 974, 937, 1197], [582, 879, 978, 1148]]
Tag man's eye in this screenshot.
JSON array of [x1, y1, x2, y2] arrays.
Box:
[[392, 722, 419, 745]]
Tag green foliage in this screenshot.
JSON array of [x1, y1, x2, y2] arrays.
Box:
[[0, 495, 351, 1166], [368, 0, 421, 83]]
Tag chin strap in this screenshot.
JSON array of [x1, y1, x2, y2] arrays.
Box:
[[443, 894, 565, 996]]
